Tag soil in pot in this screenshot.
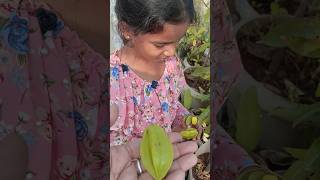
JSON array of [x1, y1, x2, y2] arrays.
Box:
[[184, 69, 210, 94], [192, 152, 210, 180], [236, 18, 320, 104]]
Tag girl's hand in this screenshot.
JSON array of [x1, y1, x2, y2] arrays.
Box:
[[110, 132, 198, 180]]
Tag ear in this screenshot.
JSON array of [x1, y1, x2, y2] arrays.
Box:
[[118, 21, 134, 40]]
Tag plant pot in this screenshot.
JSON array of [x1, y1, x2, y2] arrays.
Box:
[[228, 15, 320, 149], [188, 140, 210, 180], [183, 65, 210, 110]]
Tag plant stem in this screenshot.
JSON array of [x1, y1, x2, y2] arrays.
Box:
[[200, 0, 209, 9]]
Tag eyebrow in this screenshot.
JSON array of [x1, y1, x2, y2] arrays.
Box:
[[151, 33, 186, 45], [152, 41, 176, 45]]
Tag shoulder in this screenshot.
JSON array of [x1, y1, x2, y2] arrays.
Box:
[[110, 51, 121, 67], [110, 51, 123, 82]]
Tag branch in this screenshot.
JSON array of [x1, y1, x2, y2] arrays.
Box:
[[200, 0, 209, 9]]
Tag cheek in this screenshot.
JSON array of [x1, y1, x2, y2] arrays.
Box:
[[138, 43, 163, 57]]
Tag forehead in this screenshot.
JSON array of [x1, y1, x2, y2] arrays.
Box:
[[138, 22, 190, 42]]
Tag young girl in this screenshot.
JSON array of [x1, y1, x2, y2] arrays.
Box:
[[110, 0, 196, 146]]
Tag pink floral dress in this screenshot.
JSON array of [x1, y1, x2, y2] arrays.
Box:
[[110, 51, 190, 146], [0, 1, 108, 179]]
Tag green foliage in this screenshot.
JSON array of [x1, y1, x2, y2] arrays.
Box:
[[269, 102, 320, 127], [303, 138, 320, 172], [237, 169, 279, 180], [260, 16, 320, 58], [284, 147, 307, 160], [235, 86, 262, 151], [189, 66, 210, 81], [182, 89, 193, 110], [178, 3, 210, 67], [178, 0, 210, 143], [280, 138, 320, 180], [283, 160, 312, 180], [270, 2, 288, 16]]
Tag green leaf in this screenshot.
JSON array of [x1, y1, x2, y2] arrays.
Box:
[[270, 2, 288, 16], [182, 89, 192, 109], [248, 171, 265, 180], [198, 106, 210, 122], [283, 36, 320, 58], [292, 106, 320, 127], [192, 93, 210, 102], [237, 170, 266, 180], [198, 43, 209, 54], [236, 170, 255, 180], [283, 79, 304, 102], [260, 17, 320, 48], [303, 138, 320, 172], [190, 66, 210, 80], [140, 125, 174, 180], [284, 147, 307, 160], [261, 174, 278, 180], [235, 86, 262, 151], [284, 160, 312, 180], [269, 103, 320, 127]]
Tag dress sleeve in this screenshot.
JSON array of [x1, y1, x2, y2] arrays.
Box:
[[109, 62, 126, 131], [109, 57, 130, 146]]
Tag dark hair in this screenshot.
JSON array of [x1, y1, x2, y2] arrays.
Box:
[[115, 0, 196, 42]]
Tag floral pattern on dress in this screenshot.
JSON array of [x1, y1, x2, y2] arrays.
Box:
[[110, 51, 190, 146], [0, 1, 108, 179]]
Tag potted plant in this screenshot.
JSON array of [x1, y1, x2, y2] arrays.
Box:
[[221, 1, 320, 179], [230, 1, 320, 142]]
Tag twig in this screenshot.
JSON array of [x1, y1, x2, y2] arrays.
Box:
[[200, 0, 209, 9]]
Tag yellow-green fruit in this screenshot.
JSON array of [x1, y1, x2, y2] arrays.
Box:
[[184, 115, 192, 125], [180, 128, 198, 140], [191, 116, 198, 125], [140, 125, 174, 180], [262, 174, 278, 180], [248, 171, 265, 180]]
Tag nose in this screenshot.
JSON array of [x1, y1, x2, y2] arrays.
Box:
[[164, 44, 177, 57]]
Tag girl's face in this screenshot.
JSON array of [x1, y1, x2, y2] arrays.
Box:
[[129, 22, 190, 63]]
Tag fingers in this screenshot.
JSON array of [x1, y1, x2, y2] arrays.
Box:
[[173, 141, 198, 159], [168, 132, 183, 144], [140, 170, 187, 180], [118, 162, 138, 180], [169, 153, 198, 173], [138, 172, 154, 180], [138, 140, 197, 173], [124, 138, 141, 159]]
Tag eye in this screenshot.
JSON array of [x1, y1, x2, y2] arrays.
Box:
[[154, 44, 165, 48]]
